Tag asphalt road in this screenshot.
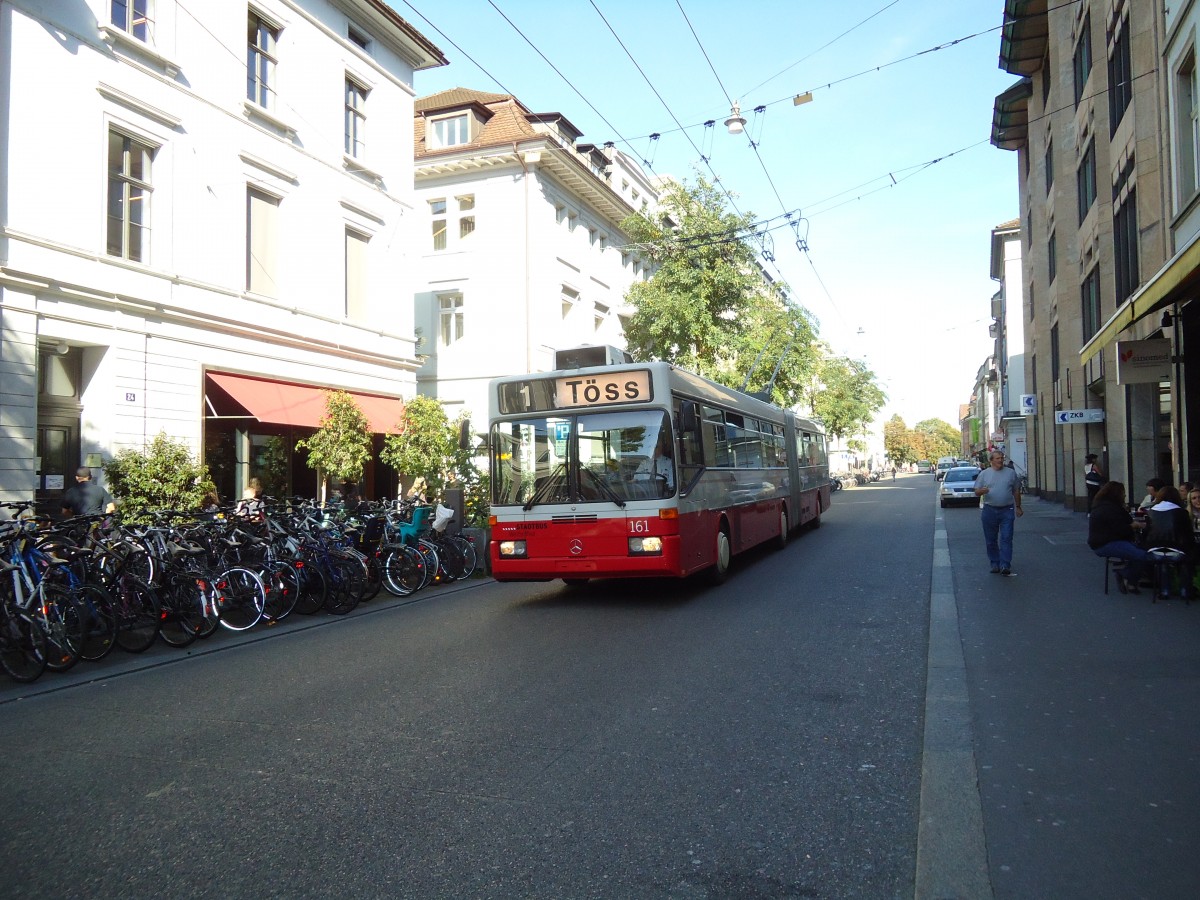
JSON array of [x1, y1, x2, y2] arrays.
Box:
[[0, 479, 936, 898]]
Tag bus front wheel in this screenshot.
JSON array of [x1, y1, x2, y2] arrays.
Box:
[[708, 528, 731, 584]]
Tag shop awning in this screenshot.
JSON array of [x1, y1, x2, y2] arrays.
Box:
[[1079, 231, 1200, 364], [206, 372, 404, 433]]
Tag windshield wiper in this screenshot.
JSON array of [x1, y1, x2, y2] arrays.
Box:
[[581, 466, 626, 508], [523, 463, 567, 511]]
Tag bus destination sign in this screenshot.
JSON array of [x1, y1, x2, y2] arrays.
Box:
[[555, 369, 652, 409]]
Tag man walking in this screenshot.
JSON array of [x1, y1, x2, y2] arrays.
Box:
[[974, 450, 1023, 575], [61, 466, 116, 518]]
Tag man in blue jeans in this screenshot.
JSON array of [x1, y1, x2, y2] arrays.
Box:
[[974, 450, 1023, 576]]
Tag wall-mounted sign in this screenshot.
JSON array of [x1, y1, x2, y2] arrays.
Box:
[[1055, 408, 1105, 425], [1115, 339, 1171, 384], [1020, 394, 1037, 415]]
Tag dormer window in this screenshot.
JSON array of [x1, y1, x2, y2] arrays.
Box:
[[429, 113, 470, 149]]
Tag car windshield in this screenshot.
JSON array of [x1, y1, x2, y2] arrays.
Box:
[[490, 410, 675, 507], [944, 469, 979, 483]]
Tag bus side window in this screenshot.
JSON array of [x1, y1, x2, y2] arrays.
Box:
[[675, 399, 704, 470]]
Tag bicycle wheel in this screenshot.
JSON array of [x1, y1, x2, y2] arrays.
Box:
[[113, 574, 161, 653], [449, 535, 478, 579], [38, 585, 83, 673], [362, 552, 383, 601], [0, 606, 47, 683], [323, 554, 365, 615], [157, 575, 204, 648], [292, 560, 327, 615], [416, 539, 440, 588], [73, 584, 118, 662], [382, 545, 425, 597], [258, 562, 295, 623], [214, 566, 266, 631]]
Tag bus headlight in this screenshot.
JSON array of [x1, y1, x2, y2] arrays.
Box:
[[498, 540, 527, 558], [628, 536, 663, 555]]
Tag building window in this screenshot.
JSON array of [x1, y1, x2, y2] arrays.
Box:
[[1108, 17, 1132, 135], [430, 199, 446, 251], [1029, 282, 1035, 323], [107, 130, 154, 262], [439, 293, 464, 346], [561, 285, 579, 319], [246, 188, 279, 296], [1177, 49, 1200, 203], [247, 12, 279, 109], [1048, 230, 1057, 283], [429, 114, 469, 149], [111, 0, 152, 42], [1081, 266, 1101, 342], [1113, 188, 1139, 304], [1041, 48, 1051, 108], [593, 301, 609, 331], [1077, 139, 1096, 223], [345, 229, 369, 320], [345, 78, 367, 158], [458, 195, 475, 239], [1044, 140, 1054, 194], [1073, 12, 1092, 106], [348, 25, 370, 52], [1050, 323, 1060, 382]]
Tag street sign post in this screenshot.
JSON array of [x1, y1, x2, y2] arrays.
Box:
[[1054, 409, 1105, 425]]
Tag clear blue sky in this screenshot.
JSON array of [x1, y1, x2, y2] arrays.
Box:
[[392, 0, 1020, 428]]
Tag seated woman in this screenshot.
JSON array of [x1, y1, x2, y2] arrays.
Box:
[[1088, 482, 1150, 594], [1143, 485, 1196, 599]]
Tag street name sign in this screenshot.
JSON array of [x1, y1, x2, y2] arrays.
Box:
[[1054, 409, 1104, 425]]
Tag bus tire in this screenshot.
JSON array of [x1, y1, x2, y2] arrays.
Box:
[[562, 578, 589, 587], [775, 508, 789, 550], [708, 527, 731, 584]]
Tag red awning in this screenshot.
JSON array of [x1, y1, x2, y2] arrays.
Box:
[[207, 372, 404, 434]]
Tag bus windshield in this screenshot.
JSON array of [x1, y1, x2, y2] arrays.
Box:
[[491, 410, 675, 507]]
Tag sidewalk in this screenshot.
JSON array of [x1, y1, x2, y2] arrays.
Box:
[[947, 495, 1200, 899]]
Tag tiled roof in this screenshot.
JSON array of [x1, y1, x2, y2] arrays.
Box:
[[415, 88, 515, 113]]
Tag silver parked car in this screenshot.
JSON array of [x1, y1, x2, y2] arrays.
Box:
[[939, 466, 982, 508]]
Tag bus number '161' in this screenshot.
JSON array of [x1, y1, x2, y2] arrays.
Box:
[[629, 519, 651, 533]]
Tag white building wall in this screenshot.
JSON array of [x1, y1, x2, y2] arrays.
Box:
[[1003, 234, 1026, 404], [1, 0, 433, 502], [414, 151, 651, 429]]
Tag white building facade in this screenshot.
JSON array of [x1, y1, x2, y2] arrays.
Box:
[[0, 0, 445, 506], [412, 89, 660, 432]]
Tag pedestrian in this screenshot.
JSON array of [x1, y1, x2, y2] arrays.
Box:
[[61, 466, 117, 518], [1083, 453, 1105, 513], [1087, 481, 1149, 594], [891, 466, 897, 481], [974, 449, 1023, 576]]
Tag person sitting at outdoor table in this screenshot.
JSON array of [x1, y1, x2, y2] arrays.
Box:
[[1087, 481, 1149, 594], [1188, 487, 1200, 541], [1139, 477, 1166, 509], [1143, 485, 1196, 600]]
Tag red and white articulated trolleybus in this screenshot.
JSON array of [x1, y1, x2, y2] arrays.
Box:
[[487, 357, 830, 584]]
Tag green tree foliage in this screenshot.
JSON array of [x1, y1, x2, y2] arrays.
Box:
[[915, 418, 962, 460], [380, 395, 457, 496], [381, 398, 488, 525], [620, 175, 818, 404], [103, 432, 215, 521], [883, 414, 915, 465], [295, 390, 372, 488], [810, 355, 887, 440]]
